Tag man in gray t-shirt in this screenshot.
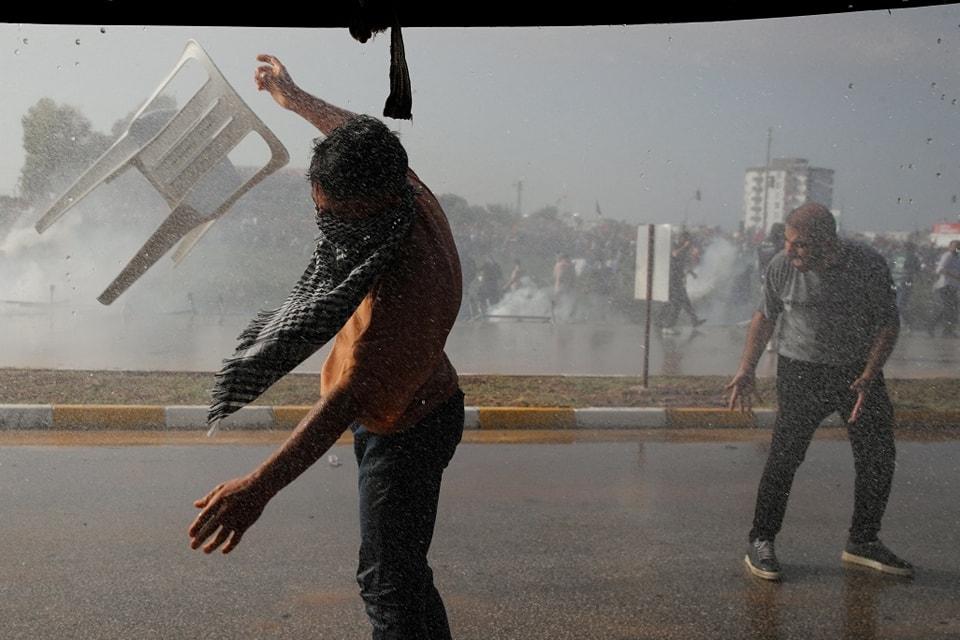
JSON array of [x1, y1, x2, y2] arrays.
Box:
[[760, 238, 899, 365], [726, 203, 911, 582]]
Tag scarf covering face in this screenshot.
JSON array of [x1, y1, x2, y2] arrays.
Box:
[[207, 189, 414, 434]]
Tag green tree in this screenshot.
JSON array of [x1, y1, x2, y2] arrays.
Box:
[[18, 98, 111, 203]]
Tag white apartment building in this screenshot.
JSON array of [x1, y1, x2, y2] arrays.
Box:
[[742, 158, 834, 239]]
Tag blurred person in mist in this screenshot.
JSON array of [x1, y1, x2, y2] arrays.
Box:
[[658, 230, 705, 334], [477, 259, 503, 315], [503, 258, 524, 294], [927, 240, 960, 338], [553, 252, 578, 322], [888, 241, 922, 333]]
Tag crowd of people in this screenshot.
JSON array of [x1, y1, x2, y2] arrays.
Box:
[[453, 211, 635, 322], [452, 204, 960, 336]]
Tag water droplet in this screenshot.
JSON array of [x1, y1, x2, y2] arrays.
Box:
[[938, 37, 943, 44], [13, 49, 19, 55], [848, 82, 854, 89], [927, 138, 934, 144], [937, 172, 943, 179], [100, 27, 106, 34], [75, 38, 80, 45], [22, 38, 28, 45], [932, 82, 938, 89]]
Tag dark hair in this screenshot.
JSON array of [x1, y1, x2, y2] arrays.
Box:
[[785, 203, 837, 241], [307, 115, 408, 201]]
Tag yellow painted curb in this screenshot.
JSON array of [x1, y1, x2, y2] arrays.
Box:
[[273, 406, 312, 428], [895, 409, 960, 427], [52, 405, 165, 429], [667, 408, 756, 429], [477, 407, 576, 429]]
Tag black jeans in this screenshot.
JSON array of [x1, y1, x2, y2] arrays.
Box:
[[749, 357, 896, 545], [930, 286, 959, 336], [351, 389, 465, 640]]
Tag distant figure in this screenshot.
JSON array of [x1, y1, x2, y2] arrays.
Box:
[[553, 253, 578, 322], [888, 241, 922, 332], [477, 260, 503, 314], [727, 203, 911, 582], [928, 240, 960, 338], [502, 258, 524, 293], [658, 231, 705, 334], [587, 258, 617, 321]]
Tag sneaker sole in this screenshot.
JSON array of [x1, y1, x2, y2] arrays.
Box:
[[840, 551, 913, 577], [744, 554, 781, 581]]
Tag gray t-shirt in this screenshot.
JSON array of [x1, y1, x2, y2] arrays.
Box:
[[760, 241, 898, 365]]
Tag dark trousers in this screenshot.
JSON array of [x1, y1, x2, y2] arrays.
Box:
[[930, 286, 959, 336], [749, 357, 896, 545], [658, 281, 698, 328], [351, 389, 465, 640]]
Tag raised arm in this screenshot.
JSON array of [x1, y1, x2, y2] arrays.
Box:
[[254, 54, 357, 135]]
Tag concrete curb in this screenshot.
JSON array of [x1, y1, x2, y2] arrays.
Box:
[[1, 405, 958, 431]]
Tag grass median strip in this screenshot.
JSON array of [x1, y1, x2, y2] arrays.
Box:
[[3, 369, 960, 413]]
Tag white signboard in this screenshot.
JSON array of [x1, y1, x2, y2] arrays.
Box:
[[634, 224, 673, 302]]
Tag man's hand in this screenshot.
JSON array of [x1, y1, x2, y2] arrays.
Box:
[[188, 476, 271, 554], [254, 54, 301, 110], [848, 376, 872, 424], [725, 370, 758, 413]]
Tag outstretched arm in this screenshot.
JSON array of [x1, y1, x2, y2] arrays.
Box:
[[725, 311, 776, 412], [848, 320, 899, 423], [254, 53, 357, 135], [189, 385, 361, 554]]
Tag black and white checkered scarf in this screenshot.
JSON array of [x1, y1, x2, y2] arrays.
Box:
[[207, 189, 414, 434]]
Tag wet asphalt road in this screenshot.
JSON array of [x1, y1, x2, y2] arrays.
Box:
[[1, 429, 957, 640]]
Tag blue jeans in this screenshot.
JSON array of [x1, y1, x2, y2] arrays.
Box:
[[749, 357, 896, 545], [351, 389, 464, 640]]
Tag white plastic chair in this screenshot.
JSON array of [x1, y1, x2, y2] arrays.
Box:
[[34, 39, 289, 305]]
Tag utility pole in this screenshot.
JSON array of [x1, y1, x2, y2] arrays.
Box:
[[761, 127, 772, 235]]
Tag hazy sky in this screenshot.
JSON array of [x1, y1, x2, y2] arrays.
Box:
[[3, 7, 960, 233]]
